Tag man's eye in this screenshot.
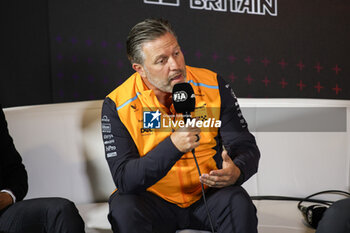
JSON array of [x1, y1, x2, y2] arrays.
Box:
[[157, 58, 167, 64]]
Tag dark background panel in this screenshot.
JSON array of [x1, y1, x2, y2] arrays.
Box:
[[1, 0, 52, 107], [1, 0, 349, 107]]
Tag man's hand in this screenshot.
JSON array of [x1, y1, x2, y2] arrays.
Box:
[[0, 192, 14, 211], [199, 150, 241, 188], [170, 126, 201, 153]]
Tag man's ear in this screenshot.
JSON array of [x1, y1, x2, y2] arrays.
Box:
[[132, 63, 146, 78]]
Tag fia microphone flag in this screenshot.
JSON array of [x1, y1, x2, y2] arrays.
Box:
[[172, 83, 195, 115]]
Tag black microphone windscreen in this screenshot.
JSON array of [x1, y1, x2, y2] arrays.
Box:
[[172, 83, 195, 114]]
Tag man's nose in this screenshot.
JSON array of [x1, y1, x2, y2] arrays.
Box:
[[169, 56, 180, 70]]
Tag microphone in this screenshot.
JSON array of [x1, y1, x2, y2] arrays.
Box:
[[172, 82, 215, 233], [172, 82, 195, 122]]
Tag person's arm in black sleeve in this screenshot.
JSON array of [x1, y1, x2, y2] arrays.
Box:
[[102, 98, 183, 194], [0, 105, 28, 202], [217, 76, 260, 185]]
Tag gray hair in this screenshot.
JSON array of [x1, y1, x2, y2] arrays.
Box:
[[126, 18, 176, 64]]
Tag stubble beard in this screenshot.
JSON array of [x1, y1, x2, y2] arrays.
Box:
[[144, 67, 187, 93]]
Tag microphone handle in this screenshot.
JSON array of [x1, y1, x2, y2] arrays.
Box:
[[191, 139, 215, 233], [183, 111, 191, 124]]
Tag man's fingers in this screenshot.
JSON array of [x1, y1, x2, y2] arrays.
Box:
[[171, 126, 201, 153], [200, 173, 231, 183], [209, 168, 232, 177], [199, 175, 229, 188]]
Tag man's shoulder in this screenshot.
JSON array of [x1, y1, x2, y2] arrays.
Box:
[[187, 65, 217, 77], [186, 65, 219, 87], [106, 72, 139, 107]]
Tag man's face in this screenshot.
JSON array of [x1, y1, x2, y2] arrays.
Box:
[[135, 32, 186, 93]]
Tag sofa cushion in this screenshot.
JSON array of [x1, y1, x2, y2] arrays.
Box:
[[77, 200, 316, 233], [5, 99, 346, 233]]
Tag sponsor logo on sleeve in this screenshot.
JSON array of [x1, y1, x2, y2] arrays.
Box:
[[225, 84, 247, 128], [104, 134, 114, 140], [105, 145, 116, 152], [102, 123, 111, 133], [104, 139, 115, 145], [102, 115, 110, 122], [107, 152, 117, 158]]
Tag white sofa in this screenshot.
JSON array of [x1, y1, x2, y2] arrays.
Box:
[[4, 99, 350, 233]]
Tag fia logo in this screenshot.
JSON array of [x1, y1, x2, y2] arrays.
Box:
[[143, 110, 161, 129], [173, 91, 188, 102]]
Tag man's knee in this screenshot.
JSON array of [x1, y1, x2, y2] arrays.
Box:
[[108, 193, 157, 232], [204, 186, 257, 233], [36, 197, 84, 228], [40, 197, 79, 214], [219, 186, 255, 211], [108, 193, 146, 224], [224, 187, 256, 224], [316, 198, 350, 233], [329, 198, 350, 212], [320, 198, 350, 223], [19, 197, 78, 216]]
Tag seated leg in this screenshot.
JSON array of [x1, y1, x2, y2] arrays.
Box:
[[108, 191, 181, 233], [316, 197, 350, 233], [0, 197, 85, 233], [189, 186, 257, 233]]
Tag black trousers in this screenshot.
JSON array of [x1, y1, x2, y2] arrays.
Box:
[[316, 197, 350, 233], [108, 186, 257, 233], [0, 197, 85, 233]]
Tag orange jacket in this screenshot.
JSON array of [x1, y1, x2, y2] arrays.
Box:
[[102, 66, 260, 208]]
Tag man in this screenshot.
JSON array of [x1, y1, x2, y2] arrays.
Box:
[[102, 18, 260, 233], [0, 105, 85, 233]]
